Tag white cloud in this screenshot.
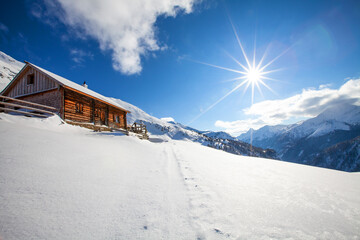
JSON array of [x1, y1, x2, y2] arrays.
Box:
[[215, 118, 268, 136], [38, 0, 197, 75], [216, 79, 360, 136]]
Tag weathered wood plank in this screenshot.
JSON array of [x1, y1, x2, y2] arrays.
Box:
[[6, 66, 61, 98], [0, 107, 50, 118], [0, 95, 57, 110], [0, 102, 55, 115]]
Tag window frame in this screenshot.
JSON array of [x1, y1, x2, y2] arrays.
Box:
[[27, 74, 35, 85], [75, 102, 84, 114]]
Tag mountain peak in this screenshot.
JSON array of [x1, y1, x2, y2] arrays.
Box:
[[316, 103, 360, 124]]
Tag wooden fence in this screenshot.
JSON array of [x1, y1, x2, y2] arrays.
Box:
[[0, 95, 57, 118], [128, 122, 149, 140]]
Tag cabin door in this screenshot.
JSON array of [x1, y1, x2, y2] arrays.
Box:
[[100, 109, 106, 125]]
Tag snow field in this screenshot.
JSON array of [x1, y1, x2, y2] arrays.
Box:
[[1, 113, 360, 239], [174, 141, 360, 239], [0, 114, 195, 239]]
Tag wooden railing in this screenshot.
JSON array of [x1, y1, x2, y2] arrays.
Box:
[[0, 95, 57, 118], [128, 122, 149, 139]]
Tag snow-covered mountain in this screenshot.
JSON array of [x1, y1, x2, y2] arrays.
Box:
[[0, 51, 24, 92], [238, 124, 290, 144], [0, 51, 276, 159], [202, 131, 237, 141], [238, 104, 360, 171]]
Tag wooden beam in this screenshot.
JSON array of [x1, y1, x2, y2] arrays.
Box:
[[61, 87, 65, 119], [0, 101, 55, 115], [0, 107, 50, 118], [0, 95, 57, 110], [105, 105, 109, 126], [91, 99, 95, 123]]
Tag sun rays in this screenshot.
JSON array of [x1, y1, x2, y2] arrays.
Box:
[[188, 21, 288, 125]]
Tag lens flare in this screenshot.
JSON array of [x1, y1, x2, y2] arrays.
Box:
[[188, 20, 290, 125]]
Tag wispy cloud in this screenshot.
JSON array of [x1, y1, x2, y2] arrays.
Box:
[[0, 22, 9, 44], [70, 49, 94, 65], [33, 0, 198, 75], [0, 22, 8, 33], [215, 78, 360, 136]]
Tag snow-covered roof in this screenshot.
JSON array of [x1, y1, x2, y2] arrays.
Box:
[[27, 62, 130, 113]]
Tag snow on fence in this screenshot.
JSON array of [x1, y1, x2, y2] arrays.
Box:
[[128, 122, 149, 140], [0, 95, 57, 118]]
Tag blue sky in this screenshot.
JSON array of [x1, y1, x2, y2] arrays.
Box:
[[1, 0, 360, 135]]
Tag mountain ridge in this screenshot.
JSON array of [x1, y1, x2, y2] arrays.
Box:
[[237, 104, 360, 171]]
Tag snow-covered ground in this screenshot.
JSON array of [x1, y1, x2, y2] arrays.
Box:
[[1, 113, 360, 239]]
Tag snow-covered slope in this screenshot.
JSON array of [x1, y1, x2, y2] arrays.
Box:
[[238, 104, 360, 171], [0, 51, 24, 92], [1, 113, 360, 239]]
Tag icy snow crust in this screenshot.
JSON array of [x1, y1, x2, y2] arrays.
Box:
[[1, 113, 360, 239]]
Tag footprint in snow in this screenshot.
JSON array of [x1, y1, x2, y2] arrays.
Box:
[[214, 228, 230, 237]]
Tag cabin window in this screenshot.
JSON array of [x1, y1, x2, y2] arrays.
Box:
[[75, 102, 84, 113], [112, 114, 119, 123], [27, 74, 34, 85]]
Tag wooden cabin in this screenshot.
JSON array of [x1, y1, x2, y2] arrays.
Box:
[[0, 62, 130, 130]]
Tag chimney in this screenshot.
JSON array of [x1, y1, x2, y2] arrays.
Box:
[[82, 81, 88, 89]]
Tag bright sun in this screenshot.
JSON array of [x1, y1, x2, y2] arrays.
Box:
[[189, 19, 289, 125], [246, 67, 261, 84]]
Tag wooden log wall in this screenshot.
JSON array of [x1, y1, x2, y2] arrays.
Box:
[[63, 88, 127, 128], [108, 106, 127, 129], [64, 89, 92, 123], [7, 66, 58, 98]]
